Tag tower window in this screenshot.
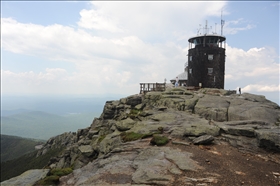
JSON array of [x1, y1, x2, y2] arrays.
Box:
[[208, 54, 213, 60], [189, 69, 192, 74], [208, 68, 213, 74], [189, 56, 192, 61]]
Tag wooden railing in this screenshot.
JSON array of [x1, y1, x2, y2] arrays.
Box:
[[140, 83, 166, 94]]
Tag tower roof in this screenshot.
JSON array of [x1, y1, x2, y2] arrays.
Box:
[[188, 34, 226, 43]]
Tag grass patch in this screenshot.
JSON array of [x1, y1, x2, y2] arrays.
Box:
[[50, 167, 73, 177], [150, 134, 169, 146], [120, 132, 153, 142], [37, 175, 60, 185]]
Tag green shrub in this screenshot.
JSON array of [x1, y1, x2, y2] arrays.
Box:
[[150, 134, 169, 146]]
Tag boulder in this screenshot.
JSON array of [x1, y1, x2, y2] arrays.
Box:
[[1, 169, 49, 186], [78, 145, 94, 157], [101, 100, 121, 119], [132, 147, 202, 185], [184, 124, 220, 137], [115, 118, 136, 131], [228, 95, 280, 123], [194, 95, 229, 121], [126, 95, 142, 107], [98, 132, 122, 155], [193, 135, 214, 145], [217, 120, 265, 137], [255, 129, 280, 152]]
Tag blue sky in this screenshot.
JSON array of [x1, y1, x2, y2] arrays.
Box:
[[1, 1, 279, 104]]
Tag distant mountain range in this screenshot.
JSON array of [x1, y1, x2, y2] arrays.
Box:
[[1, 110, 100, 140], [0, 95, 119, 140]]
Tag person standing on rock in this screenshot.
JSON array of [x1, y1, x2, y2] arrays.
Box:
[[175, 77, 179, 87], [239, 87, 241, 95]]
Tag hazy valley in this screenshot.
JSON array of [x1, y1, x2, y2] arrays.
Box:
[[1, 94, 123, 140]]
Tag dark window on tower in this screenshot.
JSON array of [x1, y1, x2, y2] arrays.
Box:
[[208, 68, 213, 74]]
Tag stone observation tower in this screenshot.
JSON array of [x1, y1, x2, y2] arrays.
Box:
[[187, 20, 226, 89]]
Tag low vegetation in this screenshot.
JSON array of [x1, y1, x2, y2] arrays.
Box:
[[150, 134, 169, 146], [120, 132, 153, 142], [127, 108, 143, 118], [36, 168, 73, 185]]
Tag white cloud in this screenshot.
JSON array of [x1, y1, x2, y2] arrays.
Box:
[[243, 84, 280, 92], [77, 1, 226, 41], [226, 46, 280, 83], [78, 8, 124, 33], [1, 1, 279, 103]]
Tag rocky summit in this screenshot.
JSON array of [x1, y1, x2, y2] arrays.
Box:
[[2, 87, 280, 186]]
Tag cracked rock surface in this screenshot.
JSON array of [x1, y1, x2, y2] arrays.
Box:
[[2, 87, 280, 186]]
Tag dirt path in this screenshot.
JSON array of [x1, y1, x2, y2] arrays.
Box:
[[170, 140, 280, 186]]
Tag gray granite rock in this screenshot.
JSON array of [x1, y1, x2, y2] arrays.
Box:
[[1, 169, 49, 186], [193, 135, 214, 145]]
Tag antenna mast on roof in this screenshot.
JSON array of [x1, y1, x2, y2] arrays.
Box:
[[203, 20, 209, 35], [197, 24, 201, 35], [221, 10, 225, 36], [215, 23, 217, 34]]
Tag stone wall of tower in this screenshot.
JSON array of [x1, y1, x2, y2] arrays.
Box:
[[188, 45, 225, 89]]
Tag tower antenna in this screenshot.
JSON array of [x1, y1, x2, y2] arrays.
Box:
[[197, 24, 201, 35], [204, 20, 208, 35], [215, 23, 217, 34], [221, 10, 225, 35]]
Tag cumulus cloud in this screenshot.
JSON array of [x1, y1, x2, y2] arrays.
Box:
[[243, 84, 280, 92], [78, 1, 226, 41], [78, 8, 124, 33], [226, 46, 280, 82], [1, 1, 279, 102]]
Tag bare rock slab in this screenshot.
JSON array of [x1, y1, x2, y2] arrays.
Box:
[[193, 135, 214, 145], [1, 169, 49, 186], [132, 147, 203, 185]]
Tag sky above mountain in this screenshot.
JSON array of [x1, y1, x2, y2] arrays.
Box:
[[1, 1, 279, 104]]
